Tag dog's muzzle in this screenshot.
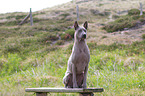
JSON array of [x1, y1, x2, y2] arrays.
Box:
[[82, 34, 86, 39]]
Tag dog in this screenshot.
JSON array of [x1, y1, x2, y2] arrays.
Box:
[[63, 21, 90, 88]]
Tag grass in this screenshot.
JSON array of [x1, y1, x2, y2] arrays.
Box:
[[0, 0, 145, 96], [0, 40, 145, 96]]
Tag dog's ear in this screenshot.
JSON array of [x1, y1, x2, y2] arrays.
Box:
[[83, 21, 88, 30], [74, 21, 79, 30]]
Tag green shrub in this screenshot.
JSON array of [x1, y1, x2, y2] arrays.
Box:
[[90, 9, 100, 15], [142, 34, 145, 39], [48, 34, 59, 41], [38, 34, 59, 43], [103, 8, 145, 32], [65, 28, 74, 38], [15, 15, 27, 20], [33, 18, 43, 23], [102, 35, 107, 39], [56, 40, 65, 45], [49, 27, 61, 32], [60, 13, 70, 17], [128, 9, 140, 15], [5, 20, 21, 26], [6, 15, 15, 19], [103, 15, 145, 32], [112, 14, 120, 19], [60, 28, 74, 40]]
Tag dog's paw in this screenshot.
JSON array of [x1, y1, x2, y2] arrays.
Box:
[[73, 83, 78, 88], [82, 84, 87, 88], [67, 86, 73, 88]]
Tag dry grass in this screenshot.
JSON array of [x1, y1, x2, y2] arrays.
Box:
[[0, 0, 145, 96], [1, 0, 145, 45]]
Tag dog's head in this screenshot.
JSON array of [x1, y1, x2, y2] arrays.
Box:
[[74, 21, 88, 42]]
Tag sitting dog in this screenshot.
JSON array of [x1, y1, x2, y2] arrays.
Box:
[[63, 21, 90, 88]]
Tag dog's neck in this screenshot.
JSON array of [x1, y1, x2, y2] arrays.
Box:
[[74, 38, 86, 49], [75, 39, 85, 44]]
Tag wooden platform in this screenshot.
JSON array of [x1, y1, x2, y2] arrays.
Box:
[[25, 87, 104, 96]]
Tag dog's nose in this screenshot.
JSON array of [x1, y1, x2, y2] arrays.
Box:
[[82, 34, 86, 38]]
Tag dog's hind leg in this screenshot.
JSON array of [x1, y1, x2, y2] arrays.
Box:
[[64, 73, 73, 88], [77, 73, 84, 88], [72, 64, 78, 88]]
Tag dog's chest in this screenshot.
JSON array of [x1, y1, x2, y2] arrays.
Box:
[[73, 48, 89, 73]]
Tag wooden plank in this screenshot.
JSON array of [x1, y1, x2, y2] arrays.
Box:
[[19, 14, 30, 25], [25, 88, 103, 93]]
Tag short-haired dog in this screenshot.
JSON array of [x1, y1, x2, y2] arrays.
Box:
[[63, 21, 90, 88]]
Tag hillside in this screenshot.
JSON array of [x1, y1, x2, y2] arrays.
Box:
[[0, 0, 145, 96]]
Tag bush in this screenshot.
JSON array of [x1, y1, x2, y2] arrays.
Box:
[[142, 34, 145, 39], [60, 13, 70, 17], [6, 15, 15, 19], [5, 20, 21, 26], [103, 8, 145, 32], [128, 9, 140, 15], [102, 35, 107, 39], [33, 18, 43, 23], [48, 34, 59, 41], [60, 28, 74, 40], [103, 15, 145, 32], [49, 27, 61, 32], [98, 11, 110, 16], [38, 34, 59, 43], [56, 40, 65, 45], [65, 28, 74, 38], [15, 15, 27, 20], [112, 14, 120, 19], [90, 9, 100, 15]]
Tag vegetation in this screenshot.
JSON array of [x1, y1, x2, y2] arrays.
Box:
[[60, 28, 74, 40], [128, 9, 140, 16], [142, 34, 145, 39], [103, 9, 145, 32], [0, 0, 145, 96], [56, 40, 65, 45], [0, 40, 145, 96]]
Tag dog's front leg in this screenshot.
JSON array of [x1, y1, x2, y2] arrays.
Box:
[[83, 65, 88, 88], [72, 64, 78, 88]]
